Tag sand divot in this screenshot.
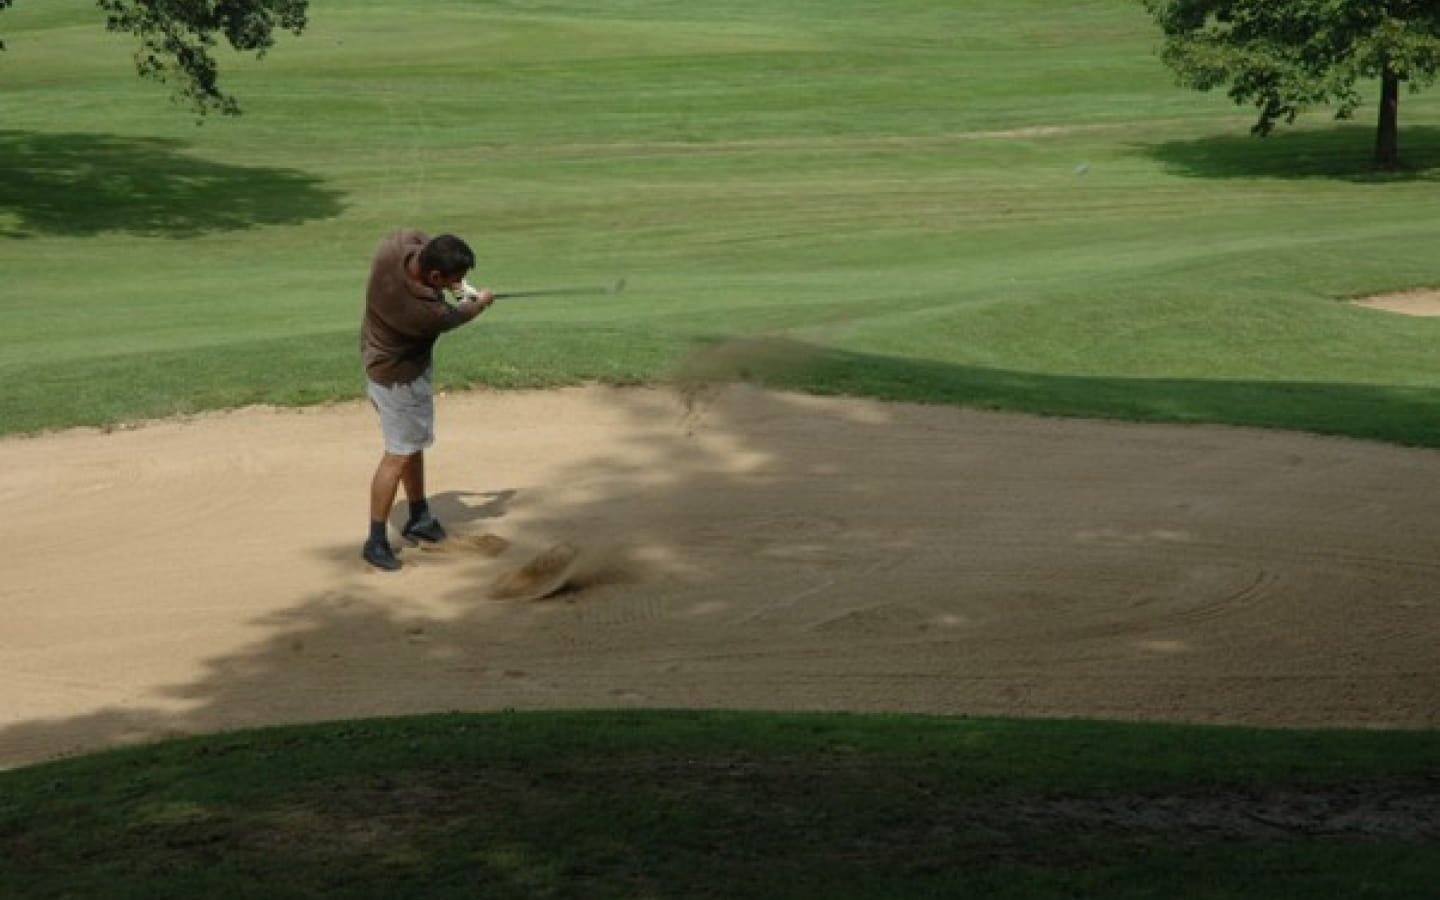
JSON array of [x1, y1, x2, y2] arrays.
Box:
[[414, 531, 588, 602], [490, 541, 582, 602], [417, 532, 512, 557]]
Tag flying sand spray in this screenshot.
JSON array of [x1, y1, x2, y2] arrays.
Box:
[[440, 275, 625, 599]]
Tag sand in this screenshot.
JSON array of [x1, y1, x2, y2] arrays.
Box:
[[1353, 289, 1440, 317], [2, 384, 1437, 769]]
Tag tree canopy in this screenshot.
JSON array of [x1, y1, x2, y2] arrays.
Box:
[[1142, 0, 1440, 167], [4, 0, 309, 115]]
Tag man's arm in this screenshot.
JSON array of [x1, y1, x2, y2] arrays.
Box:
[[441, 289, 496, 330]]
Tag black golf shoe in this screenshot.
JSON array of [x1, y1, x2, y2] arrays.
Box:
[[402, 512, 448, 545], [363, 538, 402, 571]]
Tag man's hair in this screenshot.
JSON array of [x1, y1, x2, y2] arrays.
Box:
[[419, 234, 476, 280]]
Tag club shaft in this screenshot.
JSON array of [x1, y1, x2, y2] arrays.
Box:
[[493, 280, 623, 300], [493, 288, 601, 299]]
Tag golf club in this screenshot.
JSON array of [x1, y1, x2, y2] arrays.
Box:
[[460, 278, 626, 301]]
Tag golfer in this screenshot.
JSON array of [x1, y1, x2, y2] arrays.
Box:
[[360, 230, 494, 571]]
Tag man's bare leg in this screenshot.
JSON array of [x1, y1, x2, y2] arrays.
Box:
[[364, 452, 413, 570], [398, 451, 446, 544], [401, 451, 425, 506], [371, 452, 413, 525]]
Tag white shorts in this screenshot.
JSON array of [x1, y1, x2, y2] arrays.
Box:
[[367, 369, 436, 456]]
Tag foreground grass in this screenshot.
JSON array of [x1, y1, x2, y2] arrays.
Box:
[[1, 711, 1437, 899], [5, 0, 1440, 441]]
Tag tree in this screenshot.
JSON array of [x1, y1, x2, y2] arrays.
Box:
[[3, 0, 308, 116], [1142, 0, 1440, 168]]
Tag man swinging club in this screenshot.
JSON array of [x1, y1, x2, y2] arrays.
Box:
[[360, 230, 495, 571]]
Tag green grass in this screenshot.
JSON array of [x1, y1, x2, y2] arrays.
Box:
[[5, 0, 1440, 439], [5, 3, 1440, 896], [2, 711, 1437, 899]]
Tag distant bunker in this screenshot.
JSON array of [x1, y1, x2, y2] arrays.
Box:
[[1352, 289, 1440, 317]]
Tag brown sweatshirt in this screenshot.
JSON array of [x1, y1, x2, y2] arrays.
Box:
[[360, 230, 479, 386]]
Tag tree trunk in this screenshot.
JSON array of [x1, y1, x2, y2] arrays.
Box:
[[1374, 70, 1400, 169]]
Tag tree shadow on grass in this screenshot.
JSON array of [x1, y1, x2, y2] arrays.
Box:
[[0, 129, 346, 238], [1139, 124, 1440, 182]]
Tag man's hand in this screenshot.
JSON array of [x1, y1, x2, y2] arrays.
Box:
[[459, 280, 496, 310]]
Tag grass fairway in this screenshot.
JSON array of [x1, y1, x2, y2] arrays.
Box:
[[5, 2, 1440, 896], [1, 711, 1438, 899], [5, 0, 1440, 440]]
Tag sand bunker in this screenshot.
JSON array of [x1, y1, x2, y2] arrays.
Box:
[[2, 384, 1437, 769], [1352, 289, 1440, 316]]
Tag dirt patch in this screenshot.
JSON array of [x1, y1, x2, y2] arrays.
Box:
[[268, 764, 1440, 850], [992, 781, 1440, 842]]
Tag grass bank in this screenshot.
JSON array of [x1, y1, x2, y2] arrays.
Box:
[[2, 711, 1437, 899]]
